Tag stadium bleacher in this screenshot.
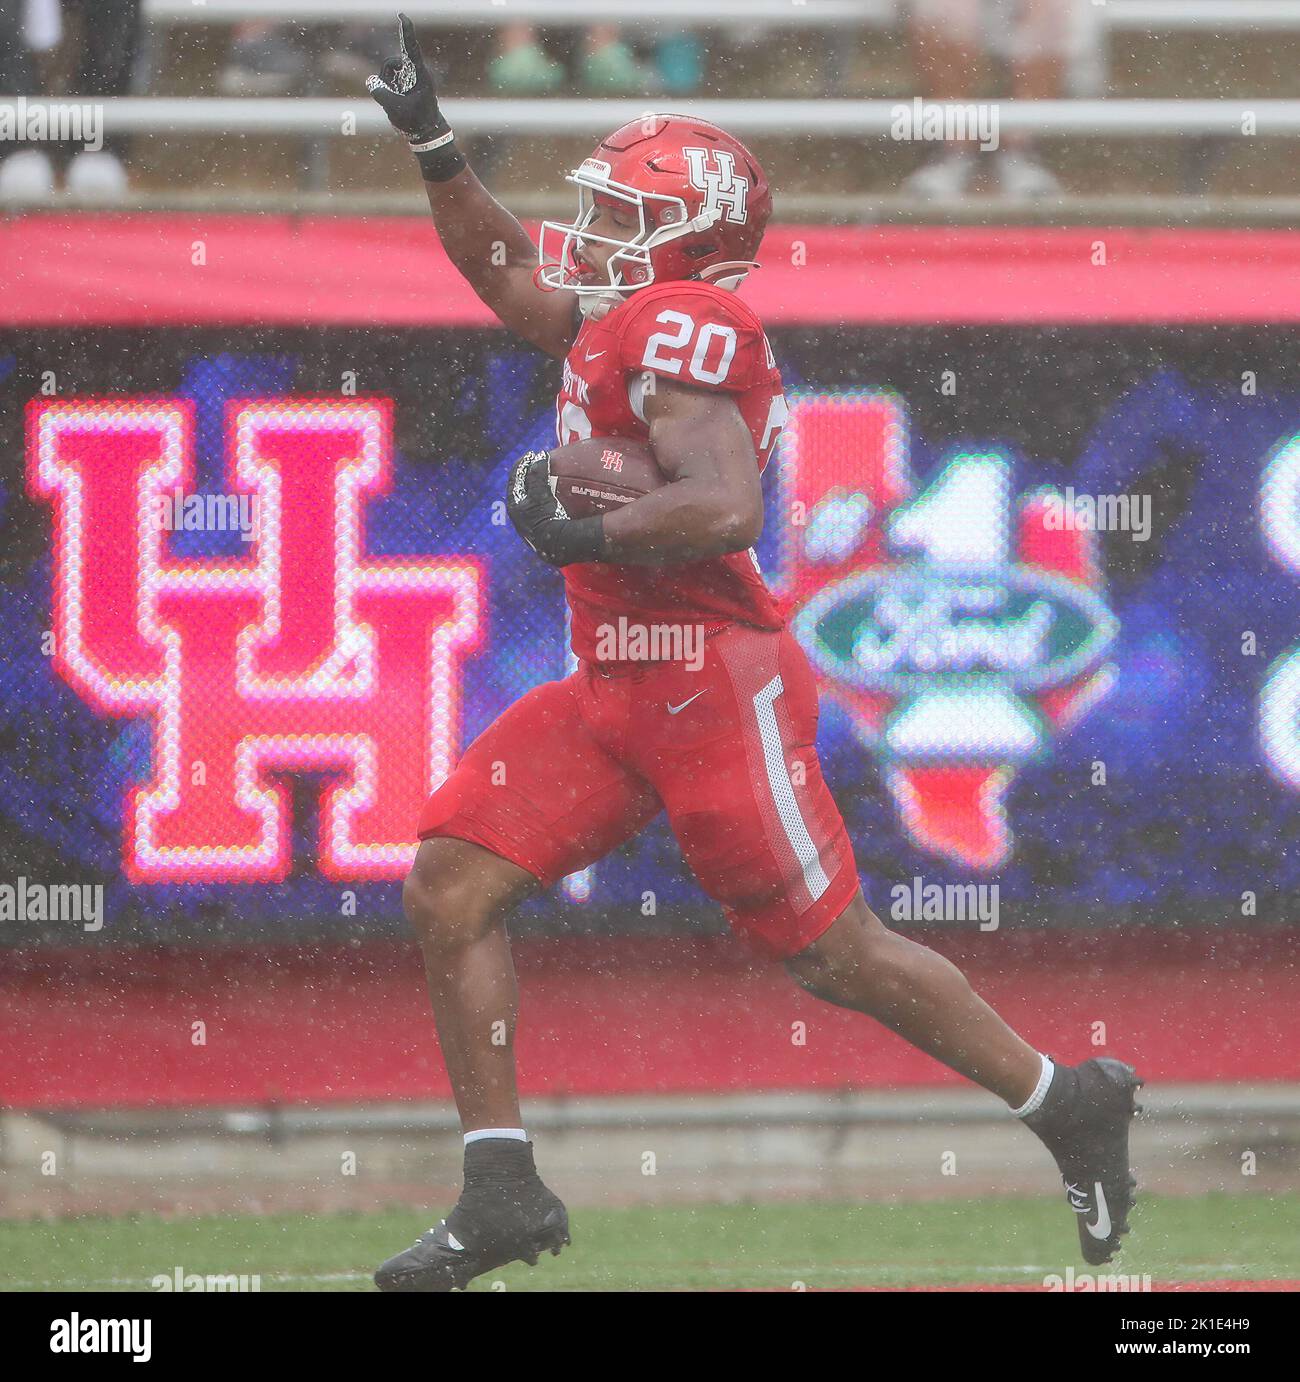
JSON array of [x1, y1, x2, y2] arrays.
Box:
[[1, 0, 1298, 213]]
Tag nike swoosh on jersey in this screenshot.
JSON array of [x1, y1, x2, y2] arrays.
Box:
[[667, 691, 707, 715], [584, 350, 606, 362]]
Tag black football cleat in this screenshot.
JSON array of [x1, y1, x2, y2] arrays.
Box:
[[374, 1138, 570, 1292], [1024, 1057, 1143, 1266]]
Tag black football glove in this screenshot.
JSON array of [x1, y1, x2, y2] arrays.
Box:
[[365, 13, 465, 181], [507, 450, 607, 568]]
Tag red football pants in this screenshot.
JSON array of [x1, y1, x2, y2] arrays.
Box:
[[418, 624, 858, 959]]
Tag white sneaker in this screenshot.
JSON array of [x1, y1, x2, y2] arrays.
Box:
[[996, 151, 1062, 200], [904, 149, 976, 200], [66, 150, 130, 200], [0, 149, 55, 203]]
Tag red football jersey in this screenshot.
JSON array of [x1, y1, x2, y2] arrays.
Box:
[[555, 281, 789, 661]]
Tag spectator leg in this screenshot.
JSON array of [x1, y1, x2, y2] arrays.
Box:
[[0, 0, 37, 91], [63, 0, 142, 165]]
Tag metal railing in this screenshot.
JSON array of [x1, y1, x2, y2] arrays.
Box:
[[139, 0, 1300, 31], [142, 0, 898, 25], [1106, 0, 1300, 29], [10, 96, 1300, 137]]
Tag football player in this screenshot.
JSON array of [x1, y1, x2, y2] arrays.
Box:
[[366, 13, 1140, 1292]]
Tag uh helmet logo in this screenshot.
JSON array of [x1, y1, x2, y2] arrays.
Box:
[[683, 146, 749, 225]]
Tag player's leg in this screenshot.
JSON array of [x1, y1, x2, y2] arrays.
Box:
[[785, 891, 1040, 1105], [379, 837, 567, 1291], [785, 896, 1141, 1264], [376, 672, 660, 1292], [647, 625, 1140, 1264], [647, 630, 1026, 1084], [642, 628, 1033, 1086], [788, 901, 1141, 1263], [402, 835, 537, 1134]]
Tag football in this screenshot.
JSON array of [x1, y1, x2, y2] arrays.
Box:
[[546, 436, 667, 519]]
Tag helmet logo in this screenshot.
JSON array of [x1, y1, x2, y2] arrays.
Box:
[[683, 147, 748, 226]]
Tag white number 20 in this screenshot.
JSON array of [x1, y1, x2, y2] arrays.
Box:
[[642, 309, 737, 386]]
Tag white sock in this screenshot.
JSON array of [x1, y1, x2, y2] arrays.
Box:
[[1009, 1054, 1055, 1118], [464, 1127, 528, 1145]]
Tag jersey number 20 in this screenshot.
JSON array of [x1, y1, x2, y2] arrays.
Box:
[[642, 310, 737, 385]]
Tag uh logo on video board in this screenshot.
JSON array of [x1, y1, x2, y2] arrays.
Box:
[[27, 397, 484, 883], [27, 389, 1119, 884]]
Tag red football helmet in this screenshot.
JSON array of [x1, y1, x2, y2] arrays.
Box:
[[538, 114, 772, 314]]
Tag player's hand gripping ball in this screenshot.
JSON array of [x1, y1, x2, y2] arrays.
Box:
[[507, 450, 608, 568]]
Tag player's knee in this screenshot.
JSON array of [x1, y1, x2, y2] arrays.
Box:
[[785, 901, 910, 1005], [404, 835, 538, 960], [402, 846, 495, 955], [788, 940, 910, 1011]]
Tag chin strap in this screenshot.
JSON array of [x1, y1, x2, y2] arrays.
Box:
[[578, 292, 622, 320], [698, 260, 761, 292], [577, 264, 759, 315]]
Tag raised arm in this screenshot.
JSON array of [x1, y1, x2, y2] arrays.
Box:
[[367, 13, 578, 359]]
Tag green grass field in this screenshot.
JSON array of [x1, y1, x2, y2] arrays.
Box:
[[3, 1194, 1298, 1291]]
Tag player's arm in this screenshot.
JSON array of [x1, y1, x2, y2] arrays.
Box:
[[367, 14, 577, 359], [506, 375, 763, 568], [598, 376, 763, 564]]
